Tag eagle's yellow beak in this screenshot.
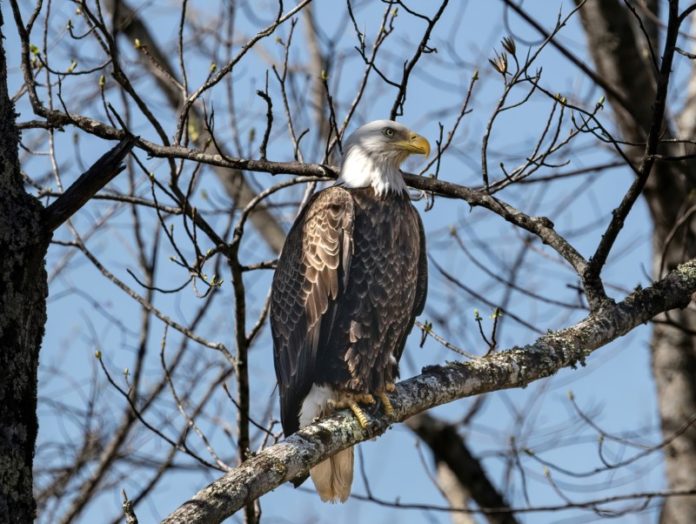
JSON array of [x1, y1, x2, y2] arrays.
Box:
[[395, 132, 430, 158]]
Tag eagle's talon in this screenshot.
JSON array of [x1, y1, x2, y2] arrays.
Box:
[[378, 392, 395, 419], [348, 401, 370, 428], [327, 396, 372, 428]]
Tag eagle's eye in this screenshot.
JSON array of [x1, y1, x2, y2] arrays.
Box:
[[382, 127, 395, 138]]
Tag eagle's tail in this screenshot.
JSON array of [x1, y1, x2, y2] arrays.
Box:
[[299, 385, 355, 503], [310, 447, 354, 503]]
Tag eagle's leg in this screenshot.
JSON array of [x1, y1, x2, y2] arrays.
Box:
[[354, 393, 375, 405], [385, 382, 396, 392], [377, 391, 395, 418]]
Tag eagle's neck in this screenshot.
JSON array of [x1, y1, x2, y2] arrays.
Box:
[[337, 145, 406, 197]]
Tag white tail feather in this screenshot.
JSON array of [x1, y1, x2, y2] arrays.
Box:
[[300, 385, 355, 503], [310, 447, 354, 503]]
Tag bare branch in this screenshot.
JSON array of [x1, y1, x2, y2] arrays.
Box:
[[43, 136, 135, 232], [582, 0, 682, 307]]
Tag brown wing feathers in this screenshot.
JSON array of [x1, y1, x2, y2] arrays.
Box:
[[271, 188, 354, 435]]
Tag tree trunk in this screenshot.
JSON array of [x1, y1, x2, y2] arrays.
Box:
[[407, 413, 518, 524], [0, 11, 49, 523], [650, 202, 696, 524]]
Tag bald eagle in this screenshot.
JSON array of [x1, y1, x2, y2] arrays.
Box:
[[270, 120, 429, 502]]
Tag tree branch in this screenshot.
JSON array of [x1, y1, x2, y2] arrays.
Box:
[[402, 174, 588, 277], [161, 259, 696, 524], [43, 135, 135, 232], [104, 0, 288, 253], [574, 2, 696, 521], [582, 0, 681, 306], [502, 0, 638, 125], [23, 104, 591, 282]]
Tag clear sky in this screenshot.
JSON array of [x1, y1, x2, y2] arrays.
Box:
[[3, 1, 665, 523]]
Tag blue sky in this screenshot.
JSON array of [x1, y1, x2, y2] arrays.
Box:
[[3, 1, 668, 523]]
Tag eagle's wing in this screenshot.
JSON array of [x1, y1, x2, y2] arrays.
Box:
[[392, 204, 428, 366], [271, 187, 354, 436], [413, 206, 428, 317]]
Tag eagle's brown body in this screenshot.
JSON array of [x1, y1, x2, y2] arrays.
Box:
[[270, 119, 429, 502], [271, 185, 427, 437]]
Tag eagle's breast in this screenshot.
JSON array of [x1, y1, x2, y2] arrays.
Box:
[[316, 186, 422, 393]]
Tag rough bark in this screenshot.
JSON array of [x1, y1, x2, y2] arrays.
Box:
[[678, 14, 696, 139], [0, 12, 139, 519], [161, 259, 696, 524], [407, 413, 519, 524], [575, 2, 696, 521], [0, 10, 49, 523], [575, 0, 656, 136]]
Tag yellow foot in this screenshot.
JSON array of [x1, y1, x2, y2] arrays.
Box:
[[378, 392, 395, 418], [385, 382, 396, 392], [327, 394, 374, 429], [348, 401, 369, 428]]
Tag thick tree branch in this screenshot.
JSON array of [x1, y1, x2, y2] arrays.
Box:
[[161, 259, 696, 524], [43, 136, 135, 232], [402, 174, 588, 277], [0, 8, 49, 522]]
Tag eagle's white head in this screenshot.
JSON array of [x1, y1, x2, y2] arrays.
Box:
[[337, 119, 430, 196]]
